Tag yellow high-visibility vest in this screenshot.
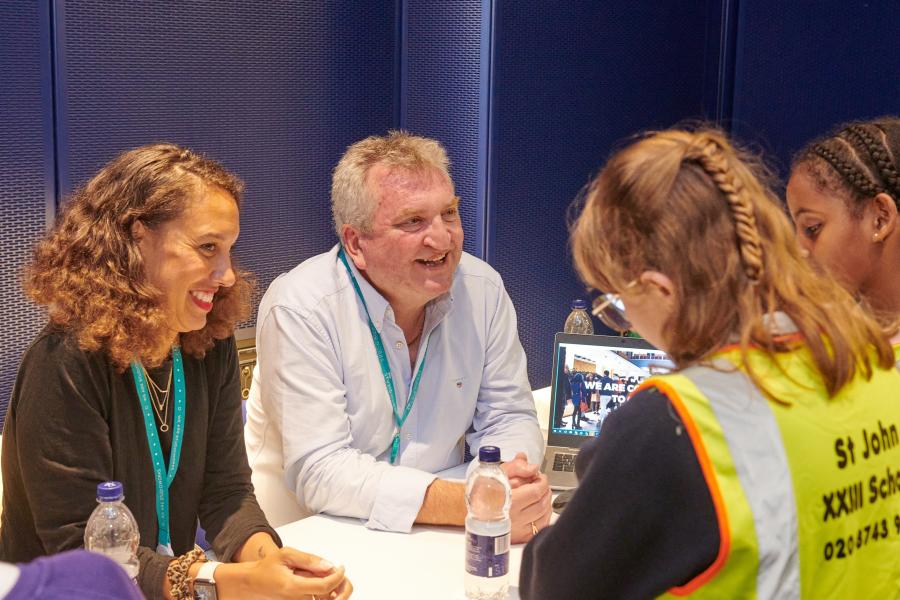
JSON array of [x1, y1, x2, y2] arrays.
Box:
[[649, 339, 900, 599]]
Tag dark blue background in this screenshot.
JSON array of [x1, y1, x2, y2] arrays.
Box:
[[1, 0, 897, 423]]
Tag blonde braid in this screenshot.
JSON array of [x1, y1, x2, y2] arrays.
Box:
[[689, 140, 765, 282]]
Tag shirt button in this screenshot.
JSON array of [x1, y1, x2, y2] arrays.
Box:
[[395, 341, 403, 349]]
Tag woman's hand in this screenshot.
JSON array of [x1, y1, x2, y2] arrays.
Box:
[[216, 548, 352, 600]]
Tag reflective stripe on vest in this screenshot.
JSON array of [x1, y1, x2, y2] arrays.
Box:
[[650, 346, 900, 599]]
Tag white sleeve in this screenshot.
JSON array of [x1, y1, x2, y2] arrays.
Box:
[[465, 280, 544, 471], [257, 305, 436, 533]]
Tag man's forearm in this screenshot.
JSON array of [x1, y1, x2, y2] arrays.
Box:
[[415, 479, 467, 525]]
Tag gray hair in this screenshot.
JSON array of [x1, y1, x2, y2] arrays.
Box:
[[331, 130, 452, 237]]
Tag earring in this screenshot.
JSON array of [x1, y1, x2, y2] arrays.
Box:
[[873, 232, 882, 242]]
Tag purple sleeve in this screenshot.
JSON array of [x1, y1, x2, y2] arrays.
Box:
[[7, 550, 145, 600]]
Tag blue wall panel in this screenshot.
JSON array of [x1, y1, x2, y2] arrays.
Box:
[[730, 1, 900, 174], [0, 2, 55, 426], [489, 2, 711, 387], [55, 0, 396, 333], [402, 0, 487, 257]]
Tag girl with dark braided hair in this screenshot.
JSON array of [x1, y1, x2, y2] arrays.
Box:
[[787, 117, 900, 338], [520, 128, 900, 599]]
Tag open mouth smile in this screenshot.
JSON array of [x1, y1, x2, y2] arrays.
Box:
[[189, 290, 215, 311], [415, 253, 449, 267]]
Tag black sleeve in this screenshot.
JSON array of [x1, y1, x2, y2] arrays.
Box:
[[519, 386, 719, 600], [197, 337, 281, 562], [3, 332, 175, 599]]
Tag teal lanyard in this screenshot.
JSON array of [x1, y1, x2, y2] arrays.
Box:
[[130, 347, 186, 557], [338, 248, 428, 464]]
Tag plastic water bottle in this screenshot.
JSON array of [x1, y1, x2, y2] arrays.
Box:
[[85, 481, 140, 582], [465, 446, 511, 600], [564, 299, 594, 334]]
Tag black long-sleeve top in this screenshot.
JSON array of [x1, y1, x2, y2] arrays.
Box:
[[520, 387, 719, 599], [0, 326, 280, 600]]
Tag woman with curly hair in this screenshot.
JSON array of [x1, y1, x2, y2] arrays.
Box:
[[519, 129, 900, 599], [0, 144, 352, 600], [786, 117, 900, 341]]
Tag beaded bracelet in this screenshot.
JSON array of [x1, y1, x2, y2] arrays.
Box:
[[166, 545, 207, 600]]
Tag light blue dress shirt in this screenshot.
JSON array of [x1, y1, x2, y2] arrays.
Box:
[[244, 245, 543, 532]]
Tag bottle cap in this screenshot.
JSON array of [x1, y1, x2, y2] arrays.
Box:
[[571, 299, 587, 310], [97, 481, 124, 502], [478, 446, 501, 463]]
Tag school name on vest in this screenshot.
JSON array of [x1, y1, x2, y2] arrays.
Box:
[[824, 420, 900, 522]]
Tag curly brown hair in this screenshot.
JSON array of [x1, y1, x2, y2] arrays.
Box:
[[25, 143, 253, 370]]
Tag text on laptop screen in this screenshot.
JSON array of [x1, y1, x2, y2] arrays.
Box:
[[550, 339, 674, 438]]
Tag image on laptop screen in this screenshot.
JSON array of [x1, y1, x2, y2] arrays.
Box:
[[549, 333, 675, 440]]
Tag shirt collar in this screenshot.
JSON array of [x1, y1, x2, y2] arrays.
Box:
[[335, 244, 456, 333]]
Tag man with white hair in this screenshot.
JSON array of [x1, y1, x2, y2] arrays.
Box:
[[245, 131, 551, 542]]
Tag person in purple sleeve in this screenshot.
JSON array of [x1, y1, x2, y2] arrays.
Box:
[[0, 550, 144, 600]]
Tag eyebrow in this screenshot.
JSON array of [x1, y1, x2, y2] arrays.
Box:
[[394, 196, 460, 221]]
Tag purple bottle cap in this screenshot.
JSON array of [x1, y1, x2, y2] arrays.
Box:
[[478, 446, 501, 463], [97, 481, 124, 502], [571, 299, 587, 310]]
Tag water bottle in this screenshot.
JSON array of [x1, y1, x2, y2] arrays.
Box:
[[464, 446, 511, 600], [564, 299, 594, 334], [84, 481, 140, 582]]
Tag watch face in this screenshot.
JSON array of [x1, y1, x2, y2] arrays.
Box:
[[194, 581, 218, 600]]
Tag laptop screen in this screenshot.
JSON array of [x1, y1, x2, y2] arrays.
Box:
[[546, 333, 675, 449]]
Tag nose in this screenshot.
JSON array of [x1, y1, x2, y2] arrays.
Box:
[[423, 215, 452, 249], [214, 255, 237, 288]]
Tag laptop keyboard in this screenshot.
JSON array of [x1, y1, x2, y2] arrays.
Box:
[[552, 452, 577, 472]]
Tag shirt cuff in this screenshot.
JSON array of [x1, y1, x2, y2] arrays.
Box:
[[365, 466, 437, 533]]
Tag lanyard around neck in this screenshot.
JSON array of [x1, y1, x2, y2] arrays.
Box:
[[130, 347, 186, 556], [338, 248, 428, 464]]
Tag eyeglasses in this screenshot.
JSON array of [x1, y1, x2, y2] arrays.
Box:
[[591, 280, 637, 334]]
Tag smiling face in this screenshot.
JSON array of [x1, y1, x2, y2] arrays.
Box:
[[344, 163, 463, 313], [136, 184, 240, 337], [786, 169, 876, 294]]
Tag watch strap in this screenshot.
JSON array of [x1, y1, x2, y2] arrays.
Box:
[[195, 560, 221, 584]]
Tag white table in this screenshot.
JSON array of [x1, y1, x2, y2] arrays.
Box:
[[273, 388, 552, 599], [277, 514, 525, 600]]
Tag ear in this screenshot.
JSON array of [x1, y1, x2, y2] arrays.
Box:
[[341, 224, 367, 271], [869, 192, 897, 242], [637, 270, 675, 300], [131, 219, 147, 242]]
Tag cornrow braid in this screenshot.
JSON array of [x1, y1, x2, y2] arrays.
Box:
[[690, 140, 765, 282], [812, 140, 882, 198], [842, 124, 900, 203]]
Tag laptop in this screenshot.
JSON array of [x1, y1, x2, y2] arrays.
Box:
[[542, 333, 674, 489]]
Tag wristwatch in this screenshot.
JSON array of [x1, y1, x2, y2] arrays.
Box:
[[192, 560, 222, 600]]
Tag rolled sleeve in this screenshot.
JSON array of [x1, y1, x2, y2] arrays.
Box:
[[366, 466, 437, 532], [467, 279, 544, 468]]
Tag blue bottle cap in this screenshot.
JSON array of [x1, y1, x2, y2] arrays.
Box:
[[571, 299, 587, 310], [97, 481, 124, 502], [478, 446, 501, 463]]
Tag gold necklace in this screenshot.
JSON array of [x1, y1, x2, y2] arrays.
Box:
[[142, 364, 172, 432]]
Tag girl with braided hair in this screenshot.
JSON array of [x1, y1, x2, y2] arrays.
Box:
[[787, 117, 900, 338], [520, 129, 900, 599]]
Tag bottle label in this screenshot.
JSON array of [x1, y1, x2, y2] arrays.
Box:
[[465, 531, 510, 578]]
